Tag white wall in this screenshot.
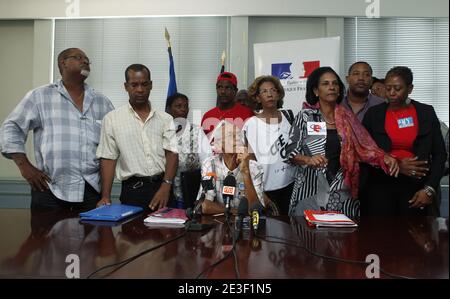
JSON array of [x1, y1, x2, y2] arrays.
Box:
[[0, 21, 34, 180], [0, 0, 448, 19]]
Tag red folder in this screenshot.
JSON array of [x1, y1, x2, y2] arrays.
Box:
[[303, 210, 358, 228]]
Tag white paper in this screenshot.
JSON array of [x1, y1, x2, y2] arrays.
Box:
[[314, 213, 353, 222], [143, 215, 186, 224]]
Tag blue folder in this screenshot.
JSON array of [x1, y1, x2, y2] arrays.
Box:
[[79, 204, 143, 221], [79, 216, 137, 227]]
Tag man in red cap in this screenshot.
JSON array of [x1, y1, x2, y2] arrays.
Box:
[[201, 72, 254, 141]]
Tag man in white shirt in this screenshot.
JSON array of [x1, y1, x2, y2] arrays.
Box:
[[96, 64, 178, 211]]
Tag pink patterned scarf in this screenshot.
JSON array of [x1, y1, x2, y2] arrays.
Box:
[[334, 104, 388, 198]]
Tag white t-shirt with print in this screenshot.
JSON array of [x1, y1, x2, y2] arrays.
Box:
[[242, 113, 295, 191]]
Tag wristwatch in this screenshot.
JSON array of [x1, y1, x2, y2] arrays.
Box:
[[162, 179, 173, 185], [423, 185, 435, 198]]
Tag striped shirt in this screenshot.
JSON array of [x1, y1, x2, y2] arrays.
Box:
[[96, 103, 178, 181], [286, 109, 359, 219], [173, 120, 212, 202], [0, 80, 114, 202]]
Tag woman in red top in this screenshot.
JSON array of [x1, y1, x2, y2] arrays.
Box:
[[361, 66, 447, 216]]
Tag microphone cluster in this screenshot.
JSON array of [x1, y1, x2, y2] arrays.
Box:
[[186, 172, 266, 236], [185, 174, 216, 231]]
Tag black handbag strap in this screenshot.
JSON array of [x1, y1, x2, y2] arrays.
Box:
[[281, 109, 295, 125]]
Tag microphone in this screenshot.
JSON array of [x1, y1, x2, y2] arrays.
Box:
[[222, 174, 236, 216], [250, 202, 264, 231], [185, 175, 215, 220], [252, 209, 259, 231], [185, 175, 215, 231], [250, 201, 266, 236], [234, 197, 249, 242]]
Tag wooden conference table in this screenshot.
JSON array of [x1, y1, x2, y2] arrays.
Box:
[[0, 209, 447, 279]]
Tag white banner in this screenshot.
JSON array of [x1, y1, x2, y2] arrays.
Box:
[[254, 36, 340, 115]]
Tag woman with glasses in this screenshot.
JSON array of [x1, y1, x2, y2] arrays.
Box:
[[242, 75, 296, 215]]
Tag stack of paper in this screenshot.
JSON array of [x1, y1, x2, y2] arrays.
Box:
[[304, 210, 358, 228], [144, 208, 187, 225]]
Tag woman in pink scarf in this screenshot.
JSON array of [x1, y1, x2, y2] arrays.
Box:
[[286, 67, 398, 219]]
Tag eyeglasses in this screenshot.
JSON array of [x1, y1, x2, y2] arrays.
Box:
[[259, 88, 278, 95], [64, 55, 91, 64]]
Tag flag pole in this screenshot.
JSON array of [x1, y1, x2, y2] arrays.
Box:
[[165, 27, 177, 108], [220, 50, 226, 73], [164, 27, 171, 48], [216, 50, 226, 106]]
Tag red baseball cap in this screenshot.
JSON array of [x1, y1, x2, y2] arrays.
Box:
[[216, 72, 237, 88]]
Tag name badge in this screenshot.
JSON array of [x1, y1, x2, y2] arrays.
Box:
[[397, 117, 414, 129], [307, 122, 327, 136]]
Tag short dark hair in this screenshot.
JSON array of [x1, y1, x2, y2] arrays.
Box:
[[348, 61, 373, 75], [371, 76, 385, 88], [57, 48, 79, 75], [385, 66, 413, 86], [165, 92, 189, 111], [305, 67, 345, 105], [248, 75, 285, 110], [125, 64, 151, 82]]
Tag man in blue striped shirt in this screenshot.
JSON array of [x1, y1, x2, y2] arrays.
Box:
[[0, 48, 114, 211]]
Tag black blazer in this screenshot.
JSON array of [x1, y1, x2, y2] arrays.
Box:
[[362, 100, 447, 190]]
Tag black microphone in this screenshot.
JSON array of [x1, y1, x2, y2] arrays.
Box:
[[234, 197, 249, 242], [186, 175, 215, 220], [185, 175, 215, 231], [222, 174, 236, 216]]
